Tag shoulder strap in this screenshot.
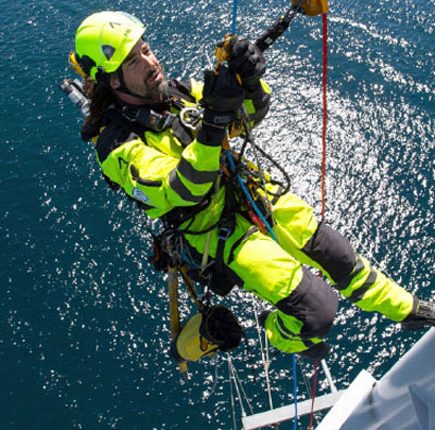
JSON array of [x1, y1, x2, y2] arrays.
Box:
[[96, 79, 198, 160]]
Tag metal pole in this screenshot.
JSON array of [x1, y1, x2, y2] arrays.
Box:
[[321, 359, 337, 393]]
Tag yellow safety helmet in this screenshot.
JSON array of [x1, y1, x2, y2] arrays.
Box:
[[71, 11, 145, 81]]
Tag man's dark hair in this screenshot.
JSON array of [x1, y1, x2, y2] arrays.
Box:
[[84, 79, 115, 128]]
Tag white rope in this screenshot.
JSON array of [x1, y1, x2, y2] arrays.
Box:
[[299, 358, 314, 400], [227, 358, 238, 430], [227, 354, 247, 418], [205, 356, 221, 399], [254, 305, 274, 410], [230, 356, 255, 416], [320, 359, 337, 393], [204, 48, 214, 70], [344, 227, 394, 278]]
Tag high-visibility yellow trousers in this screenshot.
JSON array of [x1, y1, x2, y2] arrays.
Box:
[[184, 191, 414, 355]]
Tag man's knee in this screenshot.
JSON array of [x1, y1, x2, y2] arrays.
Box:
[[275, 268, 338, 338], [302, 223, 356, 283]]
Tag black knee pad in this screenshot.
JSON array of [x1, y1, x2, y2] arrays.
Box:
[[276, 268, 338, 339], [302, 223, 356, 283]]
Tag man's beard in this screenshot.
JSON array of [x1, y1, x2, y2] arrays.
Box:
[[142, 65, 168, 99]]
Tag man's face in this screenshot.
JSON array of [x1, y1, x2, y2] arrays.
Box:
[[120, 39, 166, 99]]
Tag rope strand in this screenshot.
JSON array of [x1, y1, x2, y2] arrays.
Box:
[[320, 12, 328, 222], [231, 0, 239, 34], [308, 360, 319, 430], [309, 11, 330, 427]]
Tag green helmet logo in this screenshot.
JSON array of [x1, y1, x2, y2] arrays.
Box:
[[74, 11, 145, 81]]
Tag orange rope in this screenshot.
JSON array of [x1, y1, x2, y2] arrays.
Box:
[[310, 12, 329, 428], [320, 12, 328, 222]]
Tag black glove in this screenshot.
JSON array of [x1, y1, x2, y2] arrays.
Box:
[[201, 66, 245, 128], [228, 39, 266, 92]]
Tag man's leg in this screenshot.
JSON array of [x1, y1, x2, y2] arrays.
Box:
[[270, 192, 432, 325], [184, 212, 338, 356], [226, 218, 338, 357]]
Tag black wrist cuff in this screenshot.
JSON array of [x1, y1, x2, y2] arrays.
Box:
[[197, 123, 227, 147], [243, 77, 262, 94], [203, 109, 234, 128]]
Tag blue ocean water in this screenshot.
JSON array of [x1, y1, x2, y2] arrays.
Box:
[[0, 0, 433, 428]]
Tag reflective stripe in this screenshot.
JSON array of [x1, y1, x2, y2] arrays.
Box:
[[227, 227, 258, 265], [336, 257, 364, 291], [348, 269, 377, 303], [130, 165, 162, 187], [276, 315, 314, 348], [275, 315, 298, 339], [177, 158, 219, 185], [169, 170, 205, 203]]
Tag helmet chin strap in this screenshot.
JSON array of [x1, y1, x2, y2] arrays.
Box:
[[115, 68, 149, 100]]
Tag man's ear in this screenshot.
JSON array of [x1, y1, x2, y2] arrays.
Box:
[[110, 72, 121, 90]]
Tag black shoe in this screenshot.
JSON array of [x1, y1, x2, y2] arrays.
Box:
[[401, 298, 435, 331], [298, 341, 330, 360]]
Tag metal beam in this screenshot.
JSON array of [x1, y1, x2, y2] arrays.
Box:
[[242, 391, 343, 430]]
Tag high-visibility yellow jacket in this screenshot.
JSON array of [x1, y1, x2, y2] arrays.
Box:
[[86, 78, 271, 223], [82, 77, 415, 357]]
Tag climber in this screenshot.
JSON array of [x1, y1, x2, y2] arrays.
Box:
[[68, 11, 434, 360]]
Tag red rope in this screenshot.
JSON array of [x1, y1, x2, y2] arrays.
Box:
[[320, 12, 328, 222], [309, 12, 328, 429]]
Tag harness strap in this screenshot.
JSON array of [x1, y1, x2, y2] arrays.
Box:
[[215, 221, 234, 275], [209, 181, 239, 296], [162, 187, 215, 231], [121, 104, 177, 133]]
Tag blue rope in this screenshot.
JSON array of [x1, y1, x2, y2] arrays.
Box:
[[229, 1, 299, 426], [225, 150, 277, 241], [292, 354, 298, 429]]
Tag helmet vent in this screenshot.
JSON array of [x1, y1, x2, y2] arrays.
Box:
[[102, 45, 116, 60]]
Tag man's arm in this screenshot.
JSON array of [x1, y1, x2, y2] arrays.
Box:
[[96, 131, 222, 218], [95, 69, 245, 218]]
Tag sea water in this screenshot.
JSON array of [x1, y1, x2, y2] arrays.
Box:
[[0, 0, 433, 428]]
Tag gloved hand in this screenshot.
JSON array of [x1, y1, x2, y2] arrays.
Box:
[[201, 66, 245, 129], [228, 39, 266, 92]]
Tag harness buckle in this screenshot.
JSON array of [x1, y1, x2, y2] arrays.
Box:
[[121, 106, 176, 132], [218, 225, 233, 240], [179, 106, 202, 131], [121, 105, 138, 122]]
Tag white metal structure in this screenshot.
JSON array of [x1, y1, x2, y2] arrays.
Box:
[[242, 328, 435, 429]]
